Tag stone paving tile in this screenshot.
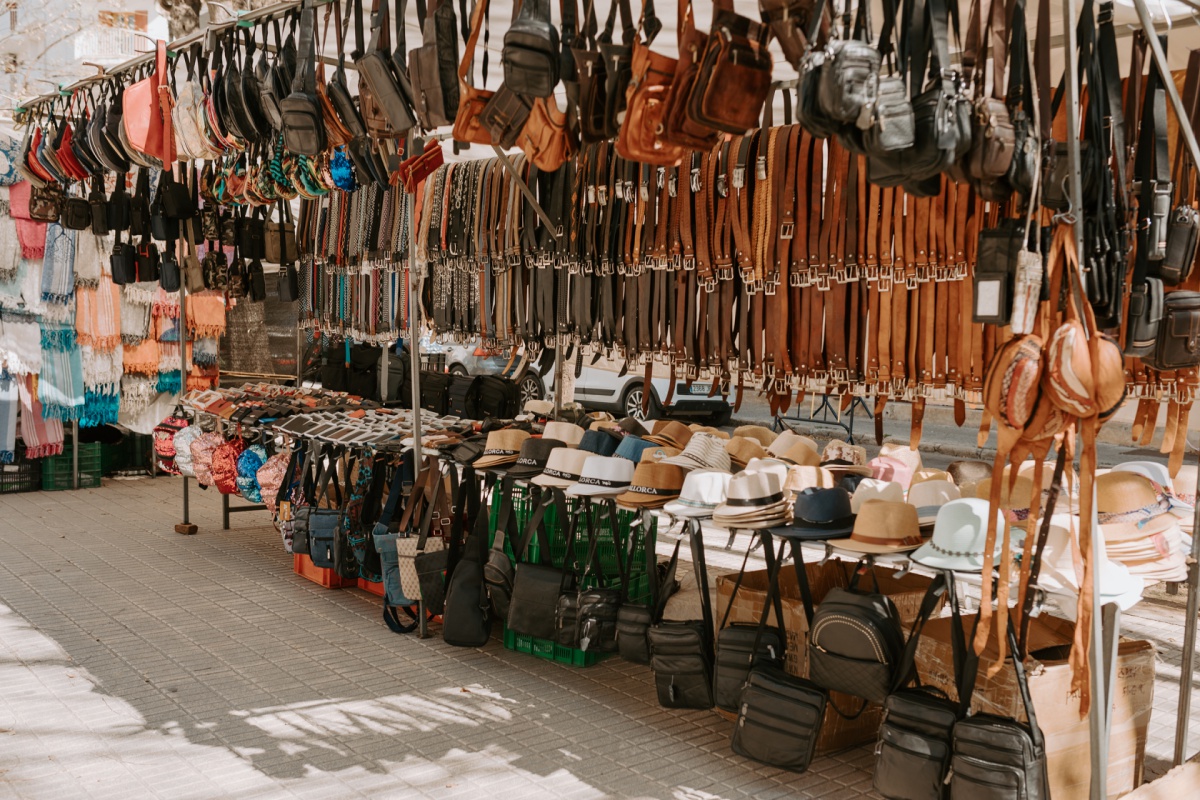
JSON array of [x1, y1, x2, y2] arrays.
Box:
[[0, 477, 1197, 799]]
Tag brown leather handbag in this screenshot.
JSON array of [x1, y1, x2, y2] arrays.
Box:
[[518, 97, 576, 172], [616, 0, 685, 167], [453, 0, 495, 145], [662, 0, 720, 151], [482, 84, 534, 149], [685, 2, 772, 135]]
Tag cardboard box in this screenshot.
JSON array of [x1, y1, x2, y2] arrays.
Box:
[[715, 562, 939, 753], [914, 614, 1156, 800]]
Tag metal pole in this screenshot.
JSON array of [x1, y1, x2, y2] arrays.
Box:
[[1175, 455, 1200, 765], [1129, 0, 1200, 172], [72, 420, 79, 490], [405, 130, 428, 639]]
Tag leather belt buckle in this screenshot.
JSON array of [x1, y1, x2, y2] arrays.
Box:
[[701, 275, 719, 292], [780, 222, 795, 240], [763, 279, 778, 296], [672, 253, 683, 269], [683, 256, 695, 271], [716, 174, 729, 197], [755, 156, 767, 181], [956, 261, 968, 279], [905, 270, 919, 290], [690, 167, 702, 192], [790, 271, 807, 288], [717, 266, 734, 282], [836, 264, 860, 283], [587, 185, 597, 205], [732, 166, 746, 189], [597, 185, 608, 206], [774, 376, 791, 396], [568, 260, 581, 275], [668, 172, 677, 197], [815, 271, 831, 291], [864, 265, 879, 282]]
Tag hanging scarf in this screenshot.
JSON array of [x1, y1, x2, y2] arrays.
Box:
[[0, 188, 20, 283], [120, 284, 153, 344], [38, 322, 84, 421], [40, 222, 76, 305], [0, 309, 42, 376], [123, 337, 160, 375], [0, 370, 16, 463], [156, 341, 181, 393], [8, 182, 47, 260], [80, 344, 121, 428], [153, 287, 180, 319], [72, 230, 109, 288], [76, 273, 121, 350], [186, 290, 227, 338], [192, 337, 219, 366], [157, 313, 181, 341], [120, 373, 156, 415], [19, 374, 63, 458]]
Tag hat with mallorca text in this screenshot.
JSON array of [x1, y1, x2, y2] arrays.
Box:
[[473, 429, 533, 469], [566, 455, 636, 497], [507, 438, 567, 480], [615, 462, 687, 508], [531, 448, 593, 489], [663, 470, 732, 518]]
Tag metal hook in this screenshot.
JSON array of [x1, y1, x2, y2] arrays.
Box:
[[1159, 0, 1173, 30], [207, 2, 237, 23], [130, 32, 158, 52], [81, 62, 107, 77], [819, 542, 834, 566]]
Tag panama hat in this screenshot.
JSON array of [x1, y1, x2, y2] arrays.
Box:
[[733, 425, 778, 447], [879, 443, 923, 474], [615, 462, 686, 508], [566, 455, 636, 497], [578, 429, 619, 456], [726, 436, 768, 468], [1096, 471, 1178, 546], [779, 441, 822, 467], [1173, 465, 1198, 507], [1029, 515, 1144, 612], [542, 421, 586, 448], [690, 424, 730, 440], [786, 465, 838, 495], [822, 439, 869, 467], [910, 498, 1005, 572], [851, 478, 905, 513], [772, 487, 856, 540], [1115, 460, 1194, 518], [524, 399, 554, 416], [948, 460, 993, 487], [644, 420, 694, 450], [532, 448, 593, 489], [868, 455, 916, 489], [907, 479, 962, 527], [744, 457, 791, 495], [835, 500, 924, 554], [640, 445, 682, 463], [911, 469, 953, 487], [768, 431, 819, 459], [663, 470, 732, 518], [661, 432, 733, 472], [507, 438, 567, 480], [614, 435, 657, 463], [473, 429, 532, 469], [712, 471, 792, 529], [973, 475, 1037, 526]]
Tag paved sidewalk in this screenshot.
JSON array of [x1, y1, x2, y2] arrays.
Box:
[[0, 478, 1196, 799]]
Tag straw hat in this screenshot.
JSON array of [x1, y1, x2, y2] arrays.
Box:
[[712, 471, 793, 529], [769, 431, 820, 459], [779, 441, 821, 467], [644, 420, 694, 450], [733, 425, 778, 447], [1114, 461, 1194, 518], [473, 429, 532, 469], [1104, 520, 1188, 582], [907, 479, 961, 527], [663, 470, 732, 518], [868, 455, 916, 489], [911, 468, 953, 487], [726, 436, 768, 468], [661, 432, 733, 472], [822, 439, 869, 467], [1095, 472, 1176, 541], [834, 500, 924, 554], [640, 445, 681, 463], [689, 424, 730, 440], [531, 448, 593, 489], [948, 460, 993, 487], [566, 455, 636, 497], [507, 438, 567, 480], [772, 487, 856, 540], [786, 465, 838, 495], [1029, 515, 1144, 611], [744, 457, 791, 495], [974, 475, 1037, 526], [851, 478, 905, 513], [1173, 465, 1198, 507], [542, 421, 586, 448], [910, 498, 1005, 573], [615, 462, 686, 508], [524, 399, 554, 416]]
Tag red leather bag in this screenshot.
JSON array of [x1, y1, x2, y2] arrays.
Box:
[[123, 40, 176, 166]]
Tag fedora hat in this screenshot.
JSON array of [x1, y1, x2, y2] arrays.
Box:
[[768, 431, 819, 459], [507, 438, 567, 480], [821, 458, 874, 477], [578, 429, 619, 456], [868, 455, 916, 489], [1173, 465, 1198, 507], [822, 439, 868, 467], [779, 441, 821, 467], [835, 500, 924, 554], [663, 470, 732, 518], [615, 435, 658, 463], [640, 445, 682, 463], [786, 465, 838, 496], [644, 420, 694, 450], [911, 469, 953, 487], [1029, 515, 1144, 613], [772, 487, 856, 540], [744, 457, 791, 494], [733, 425, 778, 447], [689, 424, 730, 440], [543, 421, 586, 448], [532, 448, 593, 488], [566, 455, 636, 497], [726, 436, 768, 468], [616, 462, 686, 508], [1096, 471, 1177, 542], [712, 471, 792, 529], [947, 460, 993, 487], [910, 498, 1005, 572], [837, 472, 869, 494], [973, 475, 1037, 522], [851, 478, 905, 513], [1115, 461, 1194, 518], [661, 432, 733, 472], [879, 442, 922, 473], [907, 479, 962, 527], [473, 429, 532, 469], [618, 417, 651, 437], [524, 399, 554, 416]]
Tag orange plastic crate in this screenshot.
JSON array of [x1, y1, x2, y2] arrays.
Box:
[[293, 553, 354, 589], [357, 578, 385, 598]]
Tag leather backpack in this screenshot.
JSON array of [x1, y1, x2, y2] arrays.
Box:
[[503, 0, 560, 98], [410, 0, 461, 128], [281, 4, 329, 157], [453, 0, 496, 145]]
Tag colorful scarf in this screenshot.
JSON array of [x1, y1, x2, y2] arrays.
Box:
[[38, 322, 84, 421], [8, 183, 47, 260], [0, 310, 42, 376], [76, 273, 121, 350], [0, 188, 19, 283], [19, 375, 63, 458], [80, 344, 122, 428], [192, 337, 219, 366], [153, 288, 180, 319], [120, 284, 153, 344], [123, 337, 160, 375], [40, 222, 76, 305], [73, 231, 109, 288], [120, 374, 156, 415], [0, 370, 16, 463], [186, 290, 227, 338]]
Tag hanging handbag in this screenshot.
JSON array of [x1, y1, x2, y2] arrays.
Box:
[[817, 1, 880, 126], [647, 518, 715, 709], [29, 183, 63, 223], [661, 0, 720, 151], [281, 4, 328, 157], [972, 218, 1028, 326], [573, 500, 625, 653], [1145, 291, 1200, 371], [107, 178, 131, 233], [356, 0, 417, 135], [110, 234, 137, 286], [88, 177, 110, 236], [572, 0, 614, 143], [616, 1, 685, 167], [265, 201, 298, 265], [396, 138, 445, 192], [598, 0, 636, 139], [135, 239, 161, 283], [1155, 50, 1200, 286], [903, 0, 966, 184], [261, 17, 296, 131], [685, 2, 772, 135], [452, 0, 496, 145], [964, 0, 1015, 198], [61, 196, 91, 230], [371, 453, 424, 632], [503, 0, 560, 98], [553, 503, 587, 648], [484, 476, 521, 621], [411, 0, 461, 128], [507, 486, 571, 641], [326, 0, 369, 140], [123, 40, 175, 167], [518, 97, 575, 172], [1004, 0, 1039, 199], [713, 535, 786, 712], [160, 249, 181, 292], [616, 509, 674, 664], [442, 468, 494, 648], [862, 1, 915, 159], [481, 84, 535, 150]]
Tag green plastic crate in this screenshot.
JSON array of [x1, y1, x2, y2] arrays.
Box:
[[40, 443, 102, 491], [488, 483, 561, 563], [502, 625, 608, 667]]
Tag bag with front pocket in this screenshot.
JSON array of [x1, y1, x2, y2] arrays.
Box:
[[508, 487, 571, 641], [617, 29, 685, 167], [481, 84, 534, 150], [355, 0, 416, 135], [616, 510, 675, 664], [483, 476, 521, 621], [648, 520, 715, 709], [571, 500, 625, 654], [817, 4, 880, 127], [1145, 291, 1200, 371], [61, 197, 91, 231], [410, 0, 461, 128], [280, 5, 328, 156], [452, 0, 495, 145], [713, 538, 786, 711], [442, 468, 493, 648], [685, 6, 772, 135], [503, 0, 559, 98]]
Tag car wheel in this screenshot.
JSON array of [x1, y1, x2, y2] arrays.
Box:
[[622, 382, 657, 421], [518, 373, 543, 406], [710, 407, 733, 427], [448, 364, 469, 377]]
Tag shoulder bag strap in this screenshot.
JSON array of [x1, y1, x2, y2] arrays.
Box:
[[890, 571, 949, 691], [789, 538, 817, 625], [747, 532, 787, 658], [515, 484, 557, 565], [293, 2, 318, 95], [1130, 36, 1169, 293], [1008, 624, 1045, 747], [1018, 445, 1069, 658], [686, 517, 714, 637], [415, 461, 448, 549], [375, 457, 411, 529]]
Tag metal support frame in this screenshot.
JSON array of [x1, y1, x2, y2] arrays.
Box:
[[222, 494, 268, 530], [773, 395, 871, 443]]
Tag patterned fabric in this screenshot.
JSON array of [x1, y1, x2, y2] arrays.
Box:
[[0, 310, 42, 376], [172, 425, 202, 477], [0, 370, 16, 463], [236, 444, 269, 501], [40, 223, 76, 305], [0, 137, 21, 186], [38, 322, 84, 421], [17, 375, 63, 458]]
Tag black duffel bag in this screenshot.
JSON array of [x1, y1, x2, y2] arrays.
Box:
[[420, 370, 451, 415], [447, 373, 480, 418], [477, 374, 522, 418]]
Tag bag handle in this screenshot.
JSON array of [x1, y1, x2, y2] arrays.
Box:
[[515, 484, 558, 565], [1017, 445, 1069, 658], [458, 0, 491, 84], [492, 474, 518, 554], [292, 2, 318, 95], [685, 517, 715, 637], [374, 451, 413, 530], [890, 570, 950, 691]]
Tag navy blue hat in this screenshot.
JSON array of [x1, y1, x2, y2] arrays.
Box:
[[772, 487, 856, 540], [614, 435, 655, 463], [578, 429, 618, 457]]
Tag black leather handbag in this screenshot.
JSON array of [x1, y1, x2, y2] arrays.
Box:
[[616, 510, 676, 664], [61, 197, 91, 231], [110, 235, 136, 286], [507, 488, 570, 641], [503, 0, 560, 98], [817, 0, 880, 126], [598, 0, 636, 139], [281, 5, 328, 157], [1145, 291, 1200, 371], [648, 520, 715, 709], [484, 476, 520, 621], [713, 539, 786, 712], [410, 0, 461, 128], [972, 219, 1029, 326], [88, 177, 110, 236], [355, 0, 417, 135], [442, 467, 495, 647], [573, 500, 624, 654]]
